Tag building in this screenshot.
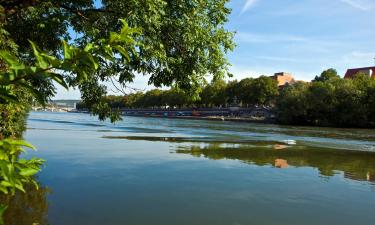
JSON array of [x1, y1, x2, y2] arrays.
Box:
[[270, 72, 295, 86], [344, 67, 375, 79]]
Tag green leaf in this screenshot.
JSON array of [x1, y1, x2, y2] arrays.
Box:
[[0, 181, 13, 188], [29, 41, 48, 69], [19, 168, 39, 177], [62, 41, 71, 60], [86, 54, 99, 70], [114, 46, 130, 62], [0, 51, 25, 70], [14, 183, 25, 193], [17, 82, 47, 106], [49, 73, 69, 89], [84, 43, 95, 52], [0, 186, 8, 195], [7, 140, 36, 150]]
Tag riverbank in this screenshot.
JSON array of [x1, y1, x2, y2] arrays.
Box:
[[127, 114, 276, 124], [70, 110, 375, 129]]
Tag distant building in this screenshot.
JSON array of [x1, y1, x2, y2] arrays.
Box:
[[344, 67, 375, 79], [270, 72, 295, 86]]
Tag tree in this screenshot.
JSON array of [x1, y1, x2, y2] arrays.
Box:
[[161, 88, 190, 108], [276, 81, 310, 125], [249, 76, 278, 106], [332, 78, 366, 127], [2, 0, 234, 103], [225, 80, 240, 105], [137, 89, 163, 108], [237, 78, 253, 106], [125, 92, 144, 108], [200, 79, 227, 107], [1, 0, 234, 124], [277, 69, 375, 127], [237, 76, 278, 106], [105, 95, 126, 108], [210, 79, 227, 107], [306, 81, 337, 126], [313, 68, 340, 82]]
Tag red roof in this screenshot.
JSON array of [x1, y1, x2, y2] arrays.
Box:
[[344, 67, 375, 79]]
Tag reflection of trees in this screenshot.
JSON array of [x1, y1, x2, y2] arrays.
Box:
[[0, 183, 50, 225], [176, 144, 375, 183]]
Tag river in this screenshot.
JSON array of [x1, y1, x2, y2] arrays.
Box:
[[7, 112, 375, 225]]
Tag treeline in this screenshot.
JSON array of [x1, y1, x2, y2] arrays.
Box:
[[277, 69, 375, 127], [77, 69, 375, 128], [77, 75, 279, 109]]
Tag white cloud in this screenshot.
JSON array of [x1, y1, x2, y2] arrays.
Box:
[[235, 32, 308, 43], [241, 0, 259, 14], [255, 56, 309, 63], [341, 51, 375, 66], [339, 0, 375, 11]]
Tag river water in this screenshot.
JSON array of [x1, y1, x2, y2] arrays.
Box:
[[8, 112, 375, 225]]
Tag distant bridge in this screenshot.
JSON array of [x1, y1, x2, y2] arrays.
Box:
[[32, 106, 75, 112]]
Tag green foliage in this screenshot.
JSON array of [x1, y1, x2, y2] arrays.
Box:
[[200, 79, 227, 107], [161, 88, 192, 108], [277, 72, 375, 127], [236, 76, 278, 106], [2, 0, 234, 100], [225, 80, 240, 104], [0, 101, 30, 140], [90, 76, 280, 109], [276, 82, 309, 125], [248, 76, 279, 105], [0, 20, 139, 122], [79, 69, 375, 128], [313, 68, 340, 82], [0, 139, 44, 195]]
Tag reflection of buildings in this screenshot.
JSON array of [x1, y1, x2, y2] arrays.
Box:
[[344, 67, 375, 79], [275, 159, 289, 168], [176, 144, 375, 185], [345, 172, 375, 183], [273, 144, 287, 150]]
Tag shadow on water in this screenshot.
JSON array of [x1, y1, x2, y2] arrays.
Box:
[[175, 143, 375, 184], [0, 183, 50, 225], [102, 135, 293, 145], [30, 118, 106, 127]]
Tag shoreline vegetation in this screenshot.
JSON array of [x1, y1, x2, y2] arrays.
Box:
[[74, 69, 375, 129]]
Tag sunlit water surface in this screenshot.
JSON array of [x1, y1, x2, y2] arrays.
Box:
[[8, 112, 375, 225]]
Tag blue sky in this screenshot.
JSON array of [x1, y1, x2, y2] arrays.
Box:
[[54, 0, 375, 99]]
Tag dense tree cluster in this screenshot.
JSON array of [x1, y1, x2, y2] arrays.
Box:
[[277, 69, 375, 127], [77, 76, 279, 109], [86, 68, 375, 128]]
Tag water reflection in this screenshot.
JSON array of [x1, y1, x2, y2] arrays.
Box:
[[275, 159, 289, 168], [0, 184, 50, 225], [175, 144, 375, 184]]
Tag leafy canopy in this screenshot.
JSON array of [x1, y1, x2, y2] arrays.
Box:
[[1, 0, 235, 115]]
